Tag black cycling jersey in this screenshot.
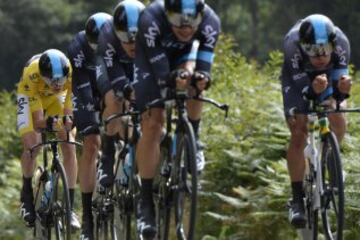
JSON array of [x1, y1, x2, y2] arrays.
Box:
[[133, 1, 221, 112], [96, 21, 134, 98], [67, 30, 102, 135]]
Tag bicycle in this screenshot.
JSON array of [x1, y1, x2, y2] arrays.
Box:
[[30, 128, 82, 240], [147, 90, 229, 240], [291, 101, 360, 240], [92, 104, 141, 240]]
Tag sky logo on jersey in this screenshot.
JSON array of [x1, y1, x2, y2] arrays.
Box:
[[202, 25, 218, 49], [145, 21, 160, 48]]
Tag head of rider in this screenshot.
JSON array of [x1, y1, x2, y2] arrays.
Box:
[[165, 0, 205, 42], [299, 14, 337, 70], [113, 0, 145, 58], [39, 49, 70, 93], [85, 12, 112, 52]]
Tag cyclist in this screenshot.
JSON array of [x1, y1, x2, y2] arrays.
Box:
[[133, 0, 220, 237], [281, 14, 351, 228], [67, 12, 111, 239], [95, 0, 145, 190], [17, 49, 80, 228]]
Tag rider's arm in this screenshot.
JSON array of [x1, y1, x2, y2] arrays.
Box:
[[19, 64, 43, 112], [195, 8, 221, 76], [137, 11, 170, 86], [63, 72, 73, 115], [330, 29, 351, 101], [282, 35, 312, 93], [97, 30, 129, 97]]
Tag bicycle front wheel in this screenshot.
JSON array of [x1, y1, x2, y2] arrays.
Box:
[[321, 132, 344, 240], [52, 162, 72, 240], [173, 120, 197, 240]]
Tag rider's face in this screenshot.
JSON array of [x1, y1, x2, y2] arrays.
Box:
[[171, 25, 196, 42], [121, 41, 136, 58], [309, 55, 331, 70]]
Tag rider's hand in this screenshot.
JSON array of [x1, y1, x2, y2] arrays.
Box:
[[192, 71, 211, 92], [337, 75, 352, 95], [62, 115, 73, 131], [312, 74, 328, 94], [123, 83, 135, 101], [46, 116, 60, 131], [173, 69, 191, 91]]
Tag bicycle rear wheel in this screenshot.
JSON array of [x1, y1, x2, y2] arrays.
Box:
[[173, 120, 197, 240], [320, 132, 344, 240], [52, 162, 72, 240], [155, 136, 172, 240], [114, 184, 132, 240]]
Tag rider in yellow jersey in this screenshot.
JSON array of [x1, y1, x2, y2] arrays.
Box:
[[17, 49, 80, 229]]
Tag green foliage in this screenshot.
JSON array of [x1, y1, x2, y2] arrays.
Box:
[[0, 91, 27, 239]]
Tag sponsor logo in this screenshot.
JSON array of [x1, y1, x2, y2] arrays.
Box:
[[149, 53, 166, 63], [73, 50, 85, 68], [291, 52, 301, 69], [104, 44, 116, 67], [144, 22, 160, 48], [202, 25, 218, 49], [293, 72, 307, 81]]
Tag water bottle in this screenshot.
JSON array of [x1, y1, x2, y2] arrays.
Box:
[[41, 175, 53, 208], [120, 150, 132, 186]]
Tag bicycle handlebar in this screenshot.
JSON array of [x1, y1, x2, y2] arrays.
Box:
[[104, 110, 140, 126], [29, 128, 83, 156], [146, 90, 229, 117]]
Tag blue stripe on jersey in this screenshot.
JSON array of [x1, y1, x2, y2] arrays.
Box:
[[48, 51, 63, 78], [197, 51, 215, 63], [311, 16, 328, 44], [176, 52, 197, 65], [94, 13, 110, 30], [330, 68, 349, 82], [125, 2, 139, 31], [182, 0, 196, 16], [319, 87, 333, 102]]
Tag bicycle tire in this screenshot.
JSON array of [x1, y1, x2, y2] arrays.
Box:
[[33, 167, 46, 239], [114, 176, 132, 240], [155, 137, 172, 240], [304, 158, 318, 240], [173, 119, 197, 240], [52, 162, 72, 240], [320, 132, 344, 240]]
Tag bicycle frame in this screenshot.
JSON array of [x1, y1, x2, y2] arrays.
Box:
[[304, 112, 330, 213]]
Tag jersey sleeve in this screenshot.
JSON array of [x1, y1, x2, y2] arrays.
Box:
[[63, 68, 73, 112], [195, 10, 221, 74], [67, 38, 93, 103], [330, 30, 351, 100], [282, 35, 311, 91], [18, 65, 43, 112], [137, 11, 170, 85], [98, 34, 129, 94]]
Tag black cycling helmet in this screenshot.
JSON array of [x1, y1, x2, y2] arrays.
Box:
[[113, 0, 145, 43], [39, 49, 70, 87], [299, 14, 336, 57], [164, 0, 205, 28], [85, 12, 112, 46]]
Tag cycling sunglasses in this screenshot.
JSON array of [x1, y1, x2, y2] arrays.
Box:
[[167, 12, 203, 28], [300, 42, 333, 57], [115, 30, 137, 43], [43, 76, 67, 88]]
